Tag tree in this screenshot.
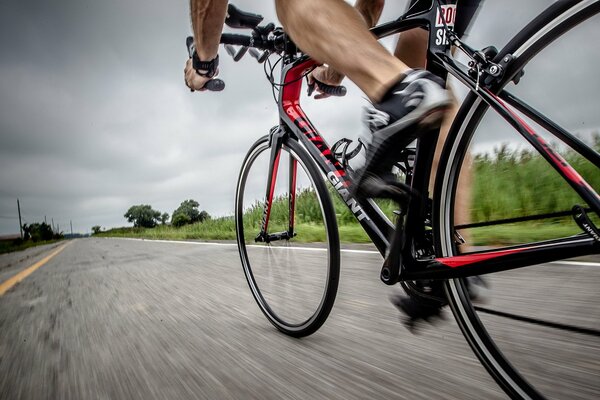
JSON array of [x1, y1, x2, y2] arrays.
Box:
[[172, 199, 200, 224], [91, 225, 101, 235], [172, 213, 191, 228], [160, 212, 169, 225], [198, 210, 210, 222], [124, 204, 161, 228], [22, 222, 55, 242], [171, 199, 210, 227]]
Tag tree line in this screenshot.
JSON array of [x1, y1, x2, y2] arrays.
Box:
[[121, 199, 210, 229], [18, 222, 63, 242]]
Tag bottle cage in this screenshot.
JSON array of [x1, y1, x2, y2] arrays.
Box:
[[331, 138, 364, 168]]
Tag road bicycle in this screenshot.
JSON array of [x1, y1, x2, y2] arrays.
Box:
[[188, 1, 600, 398]]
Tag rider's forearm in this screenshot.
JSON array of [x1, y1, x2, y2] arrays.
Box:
[[190, 0, 228, 61], [355, 0, 385, 28]]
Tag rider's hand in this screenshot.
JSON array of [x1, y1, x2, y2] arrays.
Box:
[[184, 58, 216, 92], [308, 65, 345, 99]]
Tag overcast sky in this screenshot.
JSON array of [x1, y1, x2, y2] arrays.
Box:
[[0, 0, 597, 235]]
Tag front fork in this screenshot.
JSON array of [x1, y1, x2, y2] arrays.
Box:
[[255, 126, 297, 243]]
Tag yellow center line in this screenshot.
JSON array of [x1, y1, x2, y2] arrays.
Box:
[[0, 242, 70, 297]]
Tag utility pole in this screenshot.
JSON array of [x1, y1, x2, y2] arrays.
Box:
[[17, 199, 23, 239], [70, 220, 73, 237], [51, 218, 54, 232]]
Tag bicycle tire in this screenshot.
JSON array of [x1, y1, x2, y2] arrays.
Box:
[[434, 1, 600, 399], [235, 135, 340, 337]]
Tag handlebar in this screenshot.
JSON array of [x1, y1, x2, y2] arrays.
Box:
[[220, 32, 283, 53], [308, 80, 347, 97]]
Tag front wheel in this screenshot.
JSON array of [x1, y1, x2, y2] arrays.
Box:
[[235, 135, 340, 337]]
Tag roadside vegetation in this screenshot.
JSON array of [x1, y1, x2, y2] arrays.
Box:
[[0, 239, 62, 255], [0, 222, 64, 255], [99, 138, 599, 246]]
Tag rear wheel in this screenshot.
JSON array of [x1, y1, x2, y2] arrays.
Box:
[[436, 2, 600, 398], [235, 135, 340, 337]]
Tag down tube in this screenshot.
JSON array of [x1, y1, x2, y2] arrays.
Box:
[[278, 59, 393, 254], [487, 89, 600, 214]]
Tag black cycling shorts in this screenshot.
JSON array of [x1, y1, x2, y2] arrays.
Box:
[[407, 0, 482, 38]]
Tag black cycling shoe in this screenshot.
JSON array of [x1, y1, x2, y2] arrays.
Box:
[[392, 277, 487, 331], [355, 70, 450, 199], [391, 279, 448, 331], [391, 293, 446, 332]]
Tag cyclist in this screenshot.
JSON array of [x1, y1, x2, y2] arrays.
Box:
[[308, 0, 482, 327], [185, 0, 450, 195], [184, 0, 481, 326]]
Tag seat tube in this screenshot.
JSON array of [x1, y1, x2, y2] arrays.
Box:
[[427, 0, 457, 79]]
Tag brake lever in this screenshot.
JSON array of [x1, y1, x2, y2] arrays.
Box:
[[224, 44, 248, 62], [307, 78, 347, 97], [249, 48, 269, 63]]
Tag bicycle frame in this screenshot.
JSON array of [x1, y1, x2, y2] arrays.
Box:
[[257, 0, 600, 282]]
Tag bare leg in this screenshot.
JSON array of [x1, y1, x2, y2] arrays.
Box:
[[393, 28, 428, 69], [355, 0, 385, 27], [275, 0, 409, 102]]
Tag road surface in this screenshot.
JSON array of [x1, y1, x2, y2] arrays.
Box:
[[0, 238, 598, 399]]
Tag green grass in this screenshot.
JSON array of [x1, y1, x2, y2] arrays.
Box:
[[98, 216, 586, 246], [0, 239, 63, 255], [100, 141, 599, 246], [98, 218, 372, 243], [468, 221, 582, 246], [471, 145, 600, 223], [98, 218, 237, 241], [465, 143, 599, 245]]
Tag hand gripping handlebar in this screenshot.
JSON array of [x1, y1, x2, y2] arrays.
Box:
[[187, 3, 346, 96]]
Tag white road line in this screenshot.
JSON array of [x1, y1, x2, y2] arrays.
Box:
[[107, 238, 600, 265], [550, 260, 600, 267], [108, 237, 381, 255], [116, 237, 236, 247]]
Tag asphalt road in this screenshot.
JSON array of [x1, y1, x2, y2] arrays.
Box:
[[0, 238, 598, 400]]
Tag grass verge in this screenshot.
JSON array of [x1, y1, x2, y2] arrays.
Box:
[[0, 239, 63, 255], [98, 216, 586, 247]]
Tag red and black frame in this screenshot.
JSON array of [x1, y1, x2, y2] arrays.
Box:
[[232, 0, 600, 283]]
